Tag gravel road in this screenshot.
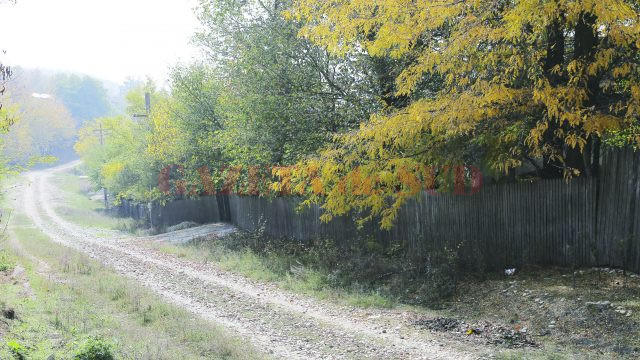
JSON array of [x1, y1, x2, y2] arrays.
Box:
[[19, 162, 482, 359]]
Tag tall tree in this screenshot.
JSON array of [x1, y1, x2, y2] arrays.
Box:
[[195, 0, 379, 165], [282, 0, 640, 228]]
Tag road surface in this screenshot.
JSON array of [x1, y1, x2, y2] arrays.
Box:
[[18, 162, 478, 359]]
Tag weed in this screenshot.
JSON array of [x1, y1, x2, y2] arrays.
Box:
[[53, 310, 62, 328], [115, 219, 149, 235], [6, 340, 27, 360], [109, 287, 126, 301], [0, 250, 13, 272], [142, 305, 153, 325], [190, 230, 462, 307], [73, 337, 115, 360]]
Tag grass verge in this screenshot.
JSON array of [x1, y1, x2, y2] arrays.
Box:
[[0, 182, 265, 359], [49, 169, 136, 232]]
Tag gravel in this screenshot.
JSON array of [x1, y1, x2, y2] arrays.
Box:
[[19, 162, 478, 360]]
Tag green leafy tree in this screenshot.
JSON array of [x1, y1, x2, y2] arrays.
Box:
[[166, 63, 224, 168], [195, 0, 379, 165], [76, 83, 174, 202]]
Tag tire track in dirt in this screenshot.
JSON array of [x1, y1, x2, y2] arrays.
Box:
[[20, 162, 478, 360]]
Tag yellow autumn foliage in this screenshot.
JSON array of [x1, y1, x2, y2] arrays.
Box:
[[102, 161, 125, 179], [146, 98, 184, 163], [282, 0, 640, 228]]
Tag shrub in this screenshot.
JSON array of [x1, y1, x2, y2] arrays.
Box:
[[0, 251, 13, 272], [412, 248, 459, 306], [193, 231, 462, 307], [73, 338, 115, 360]]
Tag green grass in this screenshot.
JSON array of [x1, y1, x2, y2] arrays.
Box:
[[49, 170, 135, 231], [150, 241, 397, 309], [218, 250, 281, 283], [0, 250, 12, 272], [493, 351, 570, 360], [0, 180, 266, 360], [155, 244, 193, 259]]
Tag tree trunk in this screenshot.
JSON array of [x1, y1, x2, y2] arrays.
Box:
[[540, 19, 566, 179], [544, 19, 565, 86], [573, 12, 600, 176], [541, 12, 600, 178]]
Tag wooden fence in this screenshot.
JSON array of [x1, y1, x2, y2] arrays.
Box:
[[118, 148, 640, 273]]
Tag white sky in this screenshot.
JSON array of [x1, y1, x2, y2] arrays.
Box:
[[0, 0, 202, 85]]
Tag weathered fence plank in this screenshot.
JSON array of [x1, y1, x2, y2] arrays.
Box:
[[119, 148, 640, 273]]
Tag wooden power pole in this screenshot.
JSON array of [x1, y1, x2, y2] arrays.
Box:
[[94, 123, 110, 210]]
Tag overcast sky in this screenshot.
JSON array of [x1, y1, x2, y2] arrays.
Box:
[[1, 0, 201, 85]]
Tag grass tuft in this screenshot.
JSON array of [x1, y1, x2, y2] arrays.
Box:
[[0, 250, 13, 272]]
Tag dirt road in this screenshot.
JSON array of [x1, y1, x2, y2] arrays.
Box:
[[18, 162, 481, 359]]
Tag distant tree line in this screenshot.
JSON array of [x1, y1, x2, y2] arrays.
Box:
[[1, 68, 113, 166]]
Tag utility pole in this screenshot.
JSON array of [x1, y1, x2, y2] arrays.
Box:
[[94, 123, 111, 210], [132, 92, 151, 120]]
